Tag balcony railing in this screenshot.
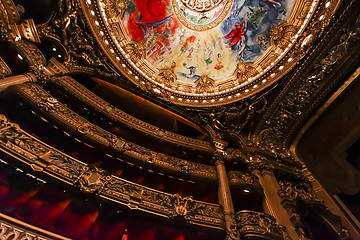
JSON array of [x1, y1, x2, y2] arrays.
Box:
[[0, 213, 70, 240], [236, 210, 285, 240]]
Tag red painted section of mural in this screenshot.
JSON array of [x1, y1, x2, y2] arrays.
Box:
[[127, 0, 180, 42], [224, 22, 246, 47]]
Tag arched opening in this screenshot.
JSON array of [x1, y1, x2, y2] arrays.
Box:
[[0, 41, 29, 75]]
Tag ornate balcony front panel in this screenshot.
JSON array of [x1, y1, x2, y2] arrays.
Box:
[[0, 213, 70, 240], [236, 211, 285, 240]]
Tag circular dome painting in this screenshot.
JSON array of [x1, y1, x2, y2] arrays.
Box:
[[85, 0, 338, 105], [123, 0, 295, 83]]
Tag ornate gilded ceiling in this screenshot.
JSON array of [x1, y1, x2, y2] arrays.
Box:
[[80, 0, 340, 106]]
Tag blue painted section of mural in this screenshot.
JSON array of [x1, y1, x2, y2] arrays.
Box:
[[221, 0, 289, 62]]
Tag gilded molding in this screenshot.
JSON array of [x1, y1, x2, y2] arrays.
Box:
[[0, 0, 20, 24], [0, 114, 224, 229], [11, 83, 218, 180], [0, 213, 71, 240], [197, 94, 267, 136], [195, 75, 216, 94], [49, 76, 214, 152], [278, 180, 314, 203], [0, 2, 12, 40], [236, 210, 285, 240], [0, 56, 12, 79], [248, 161, 274, 176], [11, 39, 47, 67], [228, 171, 260, 188], [13, 19, 41, 43], [252, 153, 301, 175]]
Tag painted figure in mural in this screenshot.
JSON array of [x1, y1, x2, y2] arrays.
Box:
[[224, 22, 246, 48], [178, 63, 201, 80], [214, 53, 224, 70], [126, 0, 179, 42], [262, 0, 281, 7], [123, 0, 294, 83], [136, 14, 173, 35]]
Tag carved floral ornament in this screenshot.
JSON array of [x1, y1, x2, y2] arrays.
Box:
[[80, 0, 340, 106], [236, 210, 285, 240]]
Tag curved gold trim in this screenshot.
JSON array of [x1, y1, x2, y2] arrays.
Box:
[[50, 76, 214, 152], [171, 0, 233, 32], [13, 83, 218, 180], [0, 56, 12, 79], [0, 213, 72, 240]]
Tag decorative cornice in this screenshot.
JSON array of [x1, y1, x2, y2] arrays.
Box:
[[0, 114, 224, 229], [290, 66, 360, 158], [49, 76, 214, 152], [10, 83, 218, 180], [248, 161, 274, 176], [9, 19, 41, 43]]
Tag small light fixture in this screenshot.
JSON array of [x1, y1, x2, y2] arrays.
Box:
[[244, 189, 250, 193]]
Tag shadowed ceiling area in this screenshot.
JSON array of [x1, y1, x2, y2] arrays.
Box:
[[297, 71, 360, 195]]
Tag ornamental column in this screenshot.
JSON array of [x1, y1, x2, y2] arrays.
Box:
[[0, 73, 37, 91], [0, 58, 68, 91], [212, 139, 238, 239], [250, 159, 299, 240], [214, 153, 235, 221], [214, 151, 238, 240]]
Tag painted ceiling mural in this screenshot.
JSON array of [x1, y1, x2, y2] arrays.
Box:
[[123, 0, 295, 83], [84, 0, 339, 105]]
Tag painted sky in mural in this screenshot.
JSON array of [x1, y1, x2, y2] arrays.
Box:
[[123, 0, 295, 83]]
